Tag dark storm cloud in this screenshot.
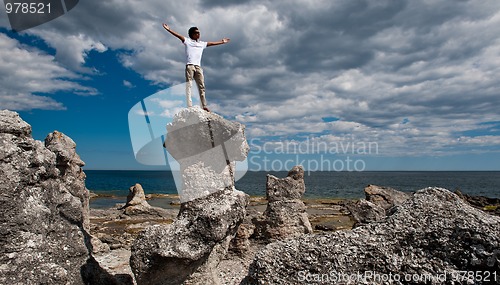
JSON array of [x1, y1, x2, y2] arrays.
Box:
[[2, 0, 500, 156]]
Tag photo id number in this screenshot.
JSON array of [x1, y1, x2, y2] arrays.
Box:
[[5, 2, 51, 14]]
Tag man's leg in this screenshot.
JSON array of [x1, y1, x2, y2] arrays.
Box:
[[193, 66, 208, 109], [185, 65, 194, 107]]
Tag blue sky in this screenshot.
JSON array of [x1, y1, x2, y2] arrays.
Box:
[[1, 0, 500, 171]]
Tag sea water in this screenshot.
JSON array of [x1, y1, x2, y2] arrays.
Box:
[[86, 170, 500, 199]]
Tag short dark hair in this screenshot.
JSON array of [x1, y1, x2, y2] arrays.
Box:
[[188, 27, 199, 39]]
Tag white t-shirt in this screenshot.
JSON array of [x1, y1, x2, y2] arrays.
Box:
[[184, 38, 207, 66]]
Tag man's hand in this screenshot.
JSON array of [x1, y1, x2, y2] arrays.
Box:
[[222, 38, 230, 44], [162, 23, 185, 42]]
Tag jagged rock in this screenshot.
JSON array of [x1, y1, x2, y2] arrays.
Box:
[[0, 110, 129, 285], [364, 184, 411, 212], [346, 185, 411, 226], [229, 219, 256, 255], [0, 109, 31, 138], [131, 109, 250, 285], [126, 183, 148, 207], [130, 188, 249, 285], [243, 188, 500, 285], [120, 183, 151, 215], [164, 107, 249, 202], [346, 199, 386, 225], [252, 166, 313, 240]]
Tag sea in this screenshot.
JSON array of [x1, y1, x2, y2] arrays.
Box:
[[86, 170, 500, 208]]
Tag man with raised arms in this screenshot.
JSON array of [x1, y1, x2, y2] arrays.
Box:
[[163, 24, 230, 112]]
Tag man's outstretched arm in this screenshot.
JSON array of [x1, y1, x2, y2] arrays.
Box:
[[162, 23, 185, 43], [207, 38, 230, 47]]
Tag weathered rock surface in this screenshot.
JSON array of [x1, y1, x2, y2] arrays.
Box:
[[130, 188, 249, 285], [126, 183, 149, 207], [164, 107, 249, 202], [252, 166, 313, 240], [0, 110, 130, 285], [243, 187, 500, 285], [346, 198, 386, 225], [347, 184, 411, 226], [131, 108, 251, 285], [0, 110, 89, 285], [364, 184, 411, 211], [120, 183, 157, 216]]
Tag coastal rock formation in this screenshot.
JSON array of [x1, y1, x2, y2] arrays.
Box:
[[347, 184, 411, 226], [131, 109, 250, 285], [364, 184, 411, 212], [130, 189, 249, 285], [243, 187, 500, 285], [456, 190, 500, 216], [164, 107, 249, 202], [0, 110, 89, 284], [0, 110, 131, 285], [253, 166, 313, 240], [126, 183, 149, 207], [346, 198, 386, 225], [120, 183, 153, 215]]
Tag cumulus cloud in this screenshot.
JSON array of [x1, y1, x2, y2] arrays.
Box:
[[0, 33, 96, 110], [1, 0, 500, 157]]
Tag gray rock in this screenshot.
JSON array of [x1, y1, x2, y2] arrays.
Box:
[[130, 109, 251, 284], [253, 166, 313, 241], [364, 184, 411, 212], [346, 198, 386, 225], [0, 109, 32, 138], [243, 188, 500, 285], [130, 188, 249, 285], [164, 107, 249, 203], [229, 222, 256, 255], [0, 110, 128, 285], [126, 183, 148, 207], [347, 185, 411, 226], [120, 183, 154, 216]]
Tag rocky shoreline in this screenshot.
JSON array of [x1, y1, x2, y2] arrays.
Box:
[[2, 109, 499, 285], [87, 184, 499, 285]]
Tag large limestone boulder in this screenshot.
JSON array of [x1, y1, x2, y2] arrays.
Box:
[[131, 109, 251, 285], [0, 110, 129, 285], [364, 184, 411, 212], [1, 110, 87, 284], [130, 189, 249, 285], [243, 187, 500, 284], [164, 107, 249, 202], [252, 166, 313, 240], [347, 184, 412, 226]]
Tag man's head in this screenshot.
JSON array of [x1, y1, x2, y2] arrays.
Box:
[[188, 27, 200, 40]]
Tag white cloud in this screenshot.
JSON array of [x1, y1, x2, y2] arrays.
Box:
[[1, 0, 500, 159], [0, 33, 96, 110], [123, 80, 134, 88]]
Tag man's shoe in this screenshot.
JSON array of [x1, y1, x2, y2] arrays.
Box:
[[203, 107, 210, 112]]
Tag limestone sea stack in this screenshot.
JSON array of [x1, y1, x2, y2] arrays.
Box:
[[130, 108, 250, 285], [164, 107, 249, 203], [253, 165, 313, 241], [0, 110, 123, 284]]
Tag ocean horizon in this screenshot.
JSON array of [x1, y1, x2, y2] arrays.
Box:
[[85, 170, 500, 200]]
